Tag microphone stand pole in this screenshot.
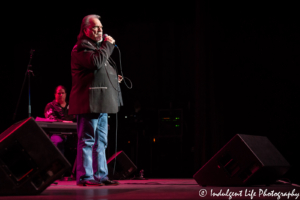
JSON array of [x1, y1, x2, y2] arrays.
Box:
[[27, 49, 35, 117], [13, 49, 35, 120]]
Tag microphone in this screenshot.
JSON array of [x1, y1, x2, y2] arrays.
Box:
[[103, 34, 117, 47], [103, 34, 108, 40]]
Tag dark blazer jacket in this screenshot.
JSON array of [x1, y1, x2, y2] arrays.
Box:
[[68, 36, 123, 115]]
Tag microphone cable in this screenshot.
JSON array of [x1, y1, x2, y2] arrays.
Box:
[[103, 42, 132, 176], [103, 34, 132, 90], [113, 112, 118, 176], [112, 45, 133, 89]]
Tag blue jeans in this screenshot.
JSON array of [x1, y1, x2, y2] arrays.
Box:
[[76, 113, 108, 184]]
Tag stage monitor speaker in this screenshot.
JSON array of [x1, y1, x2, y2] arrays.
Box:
[[0, 117, 71, 195], [193, 134, 290, 186], [107, 151, 137, 180]]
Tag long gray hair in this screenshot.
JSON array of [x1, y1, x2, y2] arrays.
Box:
[[77, 14, 101, 40]]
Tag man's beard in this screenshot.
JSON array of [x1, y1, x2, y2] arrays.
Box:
[[95, 34, 103, 42]]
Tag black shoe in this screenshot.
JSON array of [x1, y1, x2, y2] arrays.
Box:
[[77, 180, 104, 186], [101, 179, 119, 186]]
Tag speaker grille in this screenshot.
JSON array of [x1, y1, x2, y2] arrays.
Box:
[[193, 134, 290, 186], [0, 117, 71, 195], [107, 151, 137, 180]]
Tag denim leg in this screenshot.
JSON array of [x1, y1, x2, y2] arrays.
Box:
[[93, 113, 109, 182], [76, 113, 98, 184]]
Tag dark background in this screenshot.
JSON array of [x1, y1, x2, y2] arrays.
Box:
[[2, 1, 300, 182]]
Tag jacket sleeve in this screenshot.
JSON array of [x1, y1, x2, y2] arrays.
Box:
[[72, 40, 115, 70], [44, 103, 57, 120]]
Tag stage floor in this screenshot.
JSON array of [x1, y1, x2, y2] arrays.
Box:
[[0, 179, 299, 200]]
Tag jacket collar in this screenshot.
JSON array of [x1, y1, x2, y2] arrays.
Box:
[[79, 35, 102, 48]]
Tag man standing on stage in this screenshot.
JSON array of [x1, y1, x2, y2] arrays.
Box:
[[69, 14, 123, 186]]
